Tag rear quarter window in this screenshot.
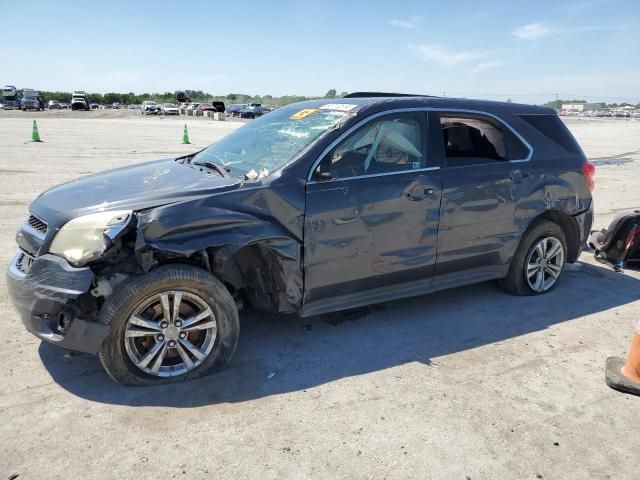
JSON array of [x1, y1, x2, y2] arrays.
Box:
[[518, 114, 583, 156]]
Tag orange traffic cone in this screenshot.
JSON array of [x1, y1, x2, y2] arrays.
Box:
[[606, 320, 640, 395]]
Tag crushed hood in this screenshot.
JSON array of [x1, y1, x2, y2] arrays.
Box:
[[30, 158, 240, 226]]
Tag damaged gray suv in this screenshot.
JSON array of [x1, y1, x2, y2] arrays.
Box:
[[7, 93, 595, 385]]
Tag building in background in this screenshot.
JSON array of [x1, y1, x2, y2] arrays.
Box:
[[561, 102, 603, 112]]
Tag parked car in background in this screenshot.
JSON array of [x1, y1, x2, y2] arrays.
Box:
[[60, 102, 70, 109], [21, 89, 44, 111], [111, 103, 121, 109], [161, 103, 180, 115], [48, 100, 62, 110], [141, 101, 159, 114], [227, 104, 257, 118], [246, 102, 264, 116], [236, 107, 256, 119], [195, 103, 216, 112], [226, 104, 241, 116], [5, 93, 595, 385], [90, 103, 99, 110], [195, 103, 225, 114], [186, 103, 200, 113]]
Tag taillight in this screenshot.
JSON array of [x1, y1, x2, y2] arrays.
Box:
[[582, 162, 596, 191]]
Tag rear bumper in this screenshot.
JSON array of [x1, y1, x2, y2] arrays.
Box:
[[6, 252, 108, 354]]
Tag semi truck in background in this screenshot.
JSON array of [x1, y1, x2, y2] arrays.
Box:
[[71, 90, 90, 111], [2, 85, 20, 110], [176, 90, 191, 107]]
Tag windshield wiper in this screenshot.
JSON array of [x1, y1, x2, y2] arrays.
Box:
[[192, 160, 229, 177]]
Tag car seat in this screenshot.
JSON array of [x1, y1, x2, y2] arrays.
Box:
[[589, 210, 640, 270]]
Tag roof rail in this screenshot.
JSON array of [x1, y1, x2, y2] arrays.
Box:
[[342, 92, 433, 98]]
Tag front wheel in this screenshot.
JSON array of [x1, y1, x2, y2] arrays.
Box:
[[499, 220, 567, 295], [98, 265, 239, 385]]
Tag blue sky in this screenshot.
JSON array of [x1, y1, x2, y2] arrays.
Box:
[[2, 0, 639, 104]]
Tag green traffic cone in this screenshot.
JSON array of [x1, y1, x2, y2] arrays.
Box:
[[32, 120, 42, 142], [182, 124, 190, 144]]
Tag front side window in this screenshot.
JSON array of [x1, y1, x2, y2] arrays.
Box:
[[320, 113, 425, 179], [440, 114, 506, 165]]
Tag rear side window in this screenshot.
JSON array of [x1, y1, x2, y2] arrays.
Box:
[[518, 114, 583, 155], [440, 115, 506, 165]]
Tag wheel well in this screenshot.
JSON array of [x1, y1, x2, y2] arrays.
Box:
[[150, 244, 301, 314], [528, 210, 581, 262], [215, 244, 299, 313], [152, 253, 238, 296]]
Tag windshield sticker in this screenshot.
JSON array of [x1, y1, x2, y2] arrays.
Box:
[[290, 108, 318, 120], [319, 103, 358, 112]]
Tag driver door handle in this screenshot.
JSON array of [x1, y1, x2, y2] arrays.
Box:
[[510, 170, 531, 183]]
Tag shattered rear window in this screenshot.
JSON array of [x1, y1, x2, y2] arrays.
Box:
[[191, 105, 352, 178]]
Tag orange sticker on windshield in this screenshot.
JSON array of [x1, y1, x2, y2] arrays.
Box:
[[290, 108, 318, 120]]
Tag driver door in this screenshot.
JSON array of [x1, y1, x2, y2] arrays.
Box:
[[302, 112, 442, 315]]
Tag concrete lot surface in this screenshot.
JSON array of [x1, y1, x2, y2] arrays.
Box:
[[0, 111, 639, 479]]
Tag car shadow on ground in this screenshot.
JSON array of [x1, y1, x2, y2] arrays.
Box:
[[39, 260, 640, 407]]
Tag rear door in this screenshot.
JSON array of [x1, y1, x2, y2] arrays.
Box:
[[303, 112, 442, 311], [431, 111, 532, 286]]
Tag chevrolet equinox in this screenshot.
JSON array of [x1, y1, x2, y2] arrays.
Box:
[[7, 93, 595, 385]]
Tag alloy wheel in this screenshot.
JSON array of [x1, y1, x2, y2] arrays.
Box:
[[124, 290, 217, 377], [525, 236, 565, 292]]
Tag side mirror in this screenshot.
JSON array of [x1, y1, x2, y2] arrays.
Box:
[[314, 163, 333, 181]]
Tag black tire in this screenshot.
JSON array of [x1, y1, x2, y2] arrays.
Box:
[[498, 220, 567, 296], [98, 264, 239, 386]]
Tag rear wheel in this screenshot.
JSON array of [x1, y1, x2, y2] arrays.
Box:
[[98, 265, 239, 385], [499, 220, 567, 295]]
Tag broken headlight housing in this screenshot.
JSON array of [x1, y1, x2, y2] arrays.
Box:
[[49, 210, 132, 267]]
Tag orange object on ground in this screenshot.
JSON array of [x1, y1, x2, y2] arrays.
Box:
[[621, 333, 640, 383], [606, 320, 640, 396]]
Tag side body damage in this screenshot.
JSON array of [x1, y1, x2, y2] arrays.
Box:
[[131, 182, 305, 314]]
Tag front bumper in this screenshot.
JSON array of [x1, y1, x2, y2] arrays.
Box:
[[6, 252, 109, 354]]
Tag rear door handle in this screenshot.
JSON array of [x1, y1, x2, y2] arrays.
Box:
[[406, 187, 435, 201]]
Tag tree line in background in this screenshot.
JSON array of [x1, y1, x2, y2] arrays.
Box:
[[35, 89, 349, 106], [26, 91, 640, 108]]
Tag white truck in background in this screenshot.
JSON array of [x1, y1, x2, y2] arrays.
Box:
[[71, 90, 90, 111], [2, 85, 19, 109]]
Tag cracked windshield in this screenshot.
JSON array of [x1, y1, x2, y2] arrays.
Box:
[[191, 104, 351, 178]]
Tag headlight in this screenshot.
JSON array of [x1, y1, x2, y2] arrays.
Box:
[[49, 210, 132, 266]]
